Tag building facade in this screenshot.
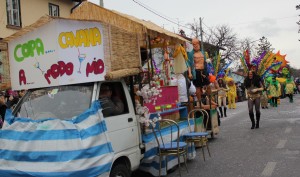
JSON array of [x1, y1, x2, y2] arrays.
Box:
[[0, 0, 82, 89]]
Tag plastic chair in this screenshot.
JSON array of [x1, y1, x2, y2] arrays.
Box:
[[183, 109, 211, 161], [150, 119, 188, 177]]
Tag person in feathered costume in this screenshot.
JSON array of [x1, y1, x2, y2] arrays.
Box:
[[244, 69, 264, 129], [240, 50, 286, 129]]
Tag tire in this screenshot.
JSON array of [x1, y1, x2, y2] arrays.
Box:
[[110, 163, 131, 177]]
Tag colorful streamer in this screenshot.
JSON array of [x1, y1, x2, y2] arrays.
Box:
[[261, 62, 282, 79], [239, 55, 249, 74]]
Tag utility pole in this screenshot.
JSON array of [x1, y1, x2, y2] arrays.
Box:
[[199, 17, 205, 55]]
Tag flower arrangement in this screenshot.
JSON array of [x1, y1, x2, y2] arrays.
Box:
[[136, 102, 161, 129], [136, 75, 162, 105], [135, 76, 162, 130]]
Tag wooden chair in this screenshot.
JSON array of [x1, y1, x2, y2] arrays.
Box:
[[183, 109, 211, 161], [150, 119, 188, 177]]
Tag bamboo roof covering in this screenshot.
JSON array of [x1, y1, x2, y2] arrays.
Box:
[[70, 2, 145, 36], [70, 1, 188, 44], [112, 10, 188, 43], [2, 15, 105, 42]]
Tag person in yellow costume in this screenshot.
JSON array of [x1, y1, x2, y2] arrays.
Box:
[[267, 77, 281, 107], [227, 78, 237, 109], [285, 75, 296, 103]]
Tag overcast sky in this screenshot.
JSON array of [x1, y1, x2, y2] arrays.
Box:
[[89, 0, 300, 68]]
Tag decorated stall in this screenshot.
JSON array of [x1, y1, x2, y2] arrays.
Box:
[[0, 2, 211, 176], [71, 3, 199, 175], [70, 1, 190, 122]]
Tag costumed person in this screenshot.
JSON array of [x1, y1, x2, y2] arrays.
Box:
[[268, 76, 281, 107], [217, 78, 228, 117], [285, 75, 296, 103], [201, 85, 220, 126], [187, 38, 209, 105], [244, 70, 264, 129], [206, 58, 219, 106], [227, 79, 237, 109], [260, 84, 269, 109], [192, 51, 210, 106]]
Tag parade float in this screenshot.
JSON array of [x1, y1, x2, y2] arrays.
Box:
[[0, 2, 214, 177]]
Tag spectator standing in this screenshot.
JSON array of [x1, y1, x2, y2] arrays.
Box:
[[0, 93, 7, 123]]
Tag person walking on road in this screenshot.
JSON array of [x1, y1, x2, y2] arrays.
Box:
[[285, 75, 296, 103], [217, 78, 229, 117], [244, 70, 264, 129]]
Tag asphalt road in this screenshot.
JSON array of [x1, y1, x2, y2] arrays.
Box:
[[133, 94, 300, 177]]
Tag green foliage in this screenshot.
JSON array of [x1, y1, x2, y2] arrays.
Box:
[[255, 37, 273, 57]]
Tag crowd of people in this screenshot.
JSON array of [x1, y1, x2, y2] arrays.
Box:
[[184, 38, 298, 131], [0, 89, 25, 128]]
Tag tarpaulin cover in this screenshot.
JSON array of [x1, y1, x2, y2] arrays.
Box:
[[0, 101, 114, 177]]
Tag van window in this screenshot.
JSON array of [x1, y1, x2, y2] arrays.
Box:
[[99, 82, 129, 117], [15, 83, 93, 120]]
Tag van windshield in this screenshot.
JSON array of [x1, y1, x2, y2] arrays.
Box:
[[15, 83, 94, 120]]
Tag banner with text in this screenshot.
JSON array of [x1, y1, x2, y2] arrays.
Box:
[[8, 19, 106, 90]]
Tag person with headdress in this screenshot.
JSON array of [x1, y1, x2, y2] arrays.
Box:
[[285, 75, 296, 103], [244, 70, 264, 129]]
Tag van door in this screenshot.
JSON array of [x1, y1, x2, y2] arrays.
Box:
[[98, 81, 139, 154]]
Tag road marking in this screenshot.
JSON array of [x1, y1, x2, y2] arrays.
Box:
[[276, 140, 287, 149], [285, 127, 292, 134], [283, 149, 300, 155], [261, 162, 276, 176]]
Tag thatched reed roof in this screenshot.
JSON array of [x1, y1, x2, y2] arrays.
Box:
[[2, 15, 105, 42], [70, 1, 188, 44]]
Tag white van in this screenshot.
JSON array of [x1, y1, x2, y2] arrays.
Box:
[[1, 80, 143, 177]]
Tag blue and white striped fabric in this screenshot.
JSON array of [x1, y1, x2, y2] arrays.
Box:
[[0, 101, 114, 177], [140, 120, 196, 176]]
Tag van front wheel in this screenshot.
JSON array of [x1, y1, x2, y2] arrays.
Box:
[[110, 163, 131, 177]]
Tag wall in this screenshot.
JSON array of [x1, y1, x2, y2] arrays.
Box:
[[0, 0, 76, 39]]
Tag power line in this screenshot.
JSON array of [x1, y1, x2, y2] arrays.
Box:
[[132, 0, 191, 30], [229, 15, 298, 26]]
